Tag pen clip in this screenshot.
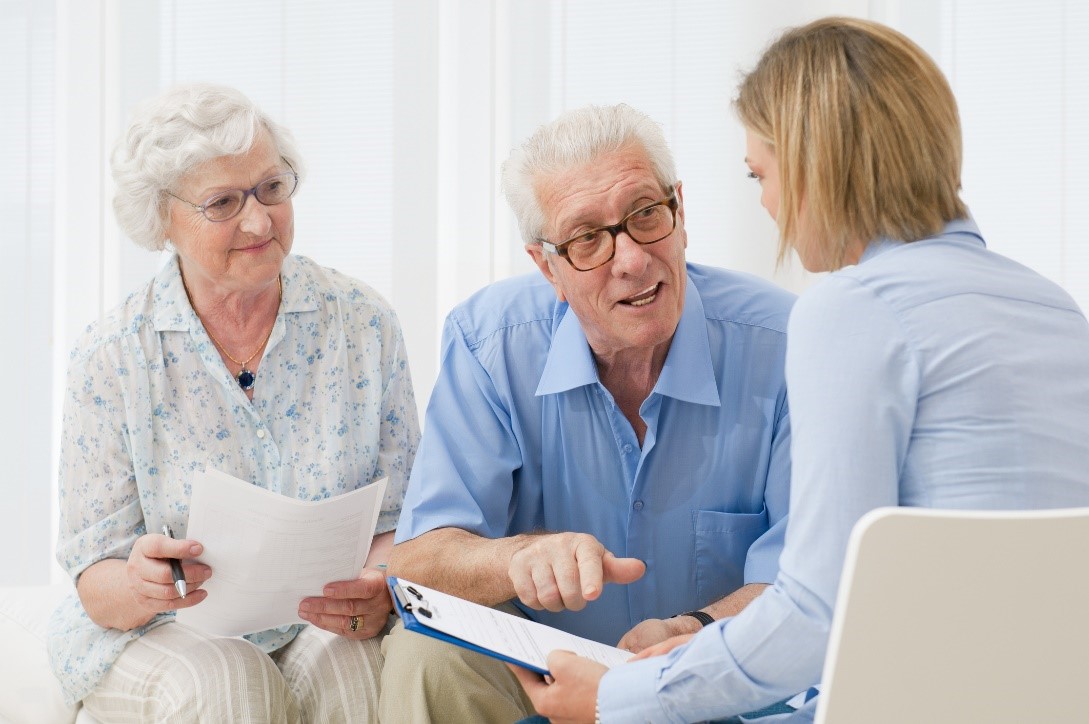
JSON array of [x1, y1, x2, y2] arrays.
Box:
[[392, 582, 412, 612], [393, 582, 433, 619], [162, 524, 174, 539]]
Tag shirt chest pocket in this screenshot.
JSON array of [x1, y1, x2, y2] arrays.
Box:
[[693, 507, 769, 606]]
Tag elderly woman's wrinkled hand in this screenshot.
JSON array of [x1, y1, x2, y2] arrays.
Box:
[[298, 567, 392, 639], [125, 532, 211, 617]]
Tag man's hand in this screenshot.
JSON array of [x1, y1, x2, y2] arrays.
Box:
[[617, 614, 702, 653], [618, 583, 769, 653], [630, 632, 697, 661], [508, 650, 605, 724], [508, 532, 645, 612], [299, 568, 391, 639]]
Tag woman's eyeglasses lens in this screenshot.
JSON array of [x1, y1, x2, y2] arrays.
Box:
[[201, 173, 298, 222]]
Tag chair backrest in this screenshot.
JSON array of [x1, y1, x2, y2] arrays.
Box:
[[815, 506, 1089, 724]]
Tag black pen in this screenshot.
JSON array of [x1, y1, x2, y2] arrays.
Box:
[[161, 525, 188, 598]]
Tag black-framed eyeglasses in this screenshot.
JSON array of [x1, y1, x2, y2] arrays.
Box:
[[167, 168, 299, 222], [538, 187, 679, 271]]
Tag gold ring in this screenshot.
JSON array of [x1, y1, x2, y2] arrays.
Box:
[[349, 615, 360, 632]]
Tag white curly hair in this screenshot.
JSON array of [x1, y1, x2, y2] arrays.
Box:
[[111, 82, 305, 250]]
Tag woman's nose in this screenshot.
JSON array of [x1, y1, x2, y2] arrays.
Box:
[[237, 196, 272, 236]]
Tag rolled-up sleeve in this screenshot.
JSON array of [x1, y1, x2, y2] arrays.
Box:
[[56, 341, 144, 580], [395, 312, 523, 543]]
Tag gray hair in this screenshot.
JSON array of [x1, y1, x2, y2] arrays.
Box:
[[111, 83, 305, 251], [500, 103, 678, 245]]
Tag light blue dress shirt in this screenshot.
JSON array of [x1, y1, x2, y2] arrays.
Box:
[[49, 254, 420, 704], [600, 219, 1089, 722], [396, 263, 795, 645]]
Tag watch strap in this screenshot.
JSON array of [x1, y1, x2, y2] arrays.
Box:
[[673, 610, 715, 627]]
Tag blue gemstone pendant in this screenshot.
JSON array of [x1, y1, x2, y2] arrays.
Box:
[[237, 368, 256, 390]]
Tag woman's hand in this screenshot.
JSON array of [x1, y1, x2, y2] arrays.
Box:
[[124, 532, 210, 620], [508, 650, 605, 724], [77, 532, 210, 631], [298, 568, 391, 639]]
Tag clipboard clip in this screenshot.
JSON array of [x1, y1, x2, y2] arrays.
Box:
[[393, 582, 433, 618]]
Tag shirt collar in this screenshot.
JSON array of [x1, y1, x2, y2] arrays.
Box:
[[859, 216, 985, 264], [152, 253, 319, 332], [535, 272, 720, 407]]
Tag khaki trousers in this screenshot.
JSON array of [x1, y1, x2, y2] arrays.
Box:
[[378, 601, 537, 724]]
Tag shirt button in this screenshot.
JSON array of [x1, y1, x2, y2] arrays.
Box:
[[633, 500, 644, 511], [256, 429, 266, 439], [622, 444, 633, 454]]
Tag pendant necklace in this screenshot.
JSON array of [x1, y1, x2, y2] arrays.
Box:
[[185, 276, 282, 391]]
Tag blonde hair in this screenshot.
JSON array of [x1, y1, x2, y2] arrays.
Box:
[[736, 16, 968, 269]]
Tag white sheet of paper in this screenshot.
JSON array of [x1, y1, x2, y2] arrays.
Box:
[[394, 578, 632, 671], [176, 467, 387, 636]]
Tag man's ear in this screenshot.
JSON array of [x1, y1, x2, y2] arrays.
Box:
[[525, 244, 567, 303], [674, 180, 687, 250]]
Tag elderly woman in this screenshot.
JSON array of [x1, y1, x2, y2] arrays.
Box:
[[512, 16, 1089, 723], [47, 83, 419, 722]]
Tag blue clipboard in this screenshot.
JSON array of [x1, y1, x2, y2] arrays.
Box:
[[387, 576, 550, 676]]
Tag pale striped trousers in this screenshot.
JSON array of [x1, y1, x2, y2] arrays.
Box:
[[82, 621, 387, 723]]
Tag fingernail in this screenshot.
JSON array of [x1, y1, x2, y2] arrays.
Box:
[[323, 587, 334, 597], [189, 544, 202, 556], [300, 602, 313, 613]]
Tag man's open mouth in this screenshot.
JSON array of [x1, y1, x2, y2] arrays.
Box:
[[620, 283, 660, 307]]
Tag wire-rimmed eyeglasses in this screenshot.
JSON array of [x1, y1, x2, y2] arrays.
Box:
[[167, 168, 299, 222]]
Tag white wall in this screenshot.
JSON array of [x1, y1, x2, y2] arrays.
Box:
[[0, 0, 55, 584], [2, 0, 1086, 585]]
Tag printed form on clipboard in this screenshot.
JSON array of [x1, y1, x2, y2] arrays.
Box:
[[388, 577, 633, 675]]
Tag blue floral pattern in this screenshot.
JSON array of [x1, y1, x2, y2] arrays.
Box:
[[48, 253, 420, 704]]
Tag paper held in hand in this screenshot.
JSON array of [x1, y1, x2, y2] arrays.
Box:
[[176, 467, 387, 636], [388, 576, 632, 675]]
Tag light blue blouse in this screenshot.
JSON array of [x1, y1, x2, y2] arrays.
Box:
[[600, 219, 1089, 722], [48, 254, 420, 704]]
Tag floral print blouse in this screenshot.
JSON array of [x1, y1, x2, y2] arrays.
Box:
[[48, 253, 420, 703]]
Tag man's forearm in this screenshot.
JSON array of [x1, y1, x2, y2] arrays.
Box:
[[706, 582, 769, 618], [387, 528, 534, 606], [673, 583, 770, 635]]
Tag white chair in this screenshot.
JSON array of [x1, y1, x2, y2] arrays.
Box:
[[815, 506, 1089, 724]]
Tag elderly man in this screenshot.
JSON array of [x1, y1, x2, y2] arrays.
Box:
[[380, 104, 795, 723]]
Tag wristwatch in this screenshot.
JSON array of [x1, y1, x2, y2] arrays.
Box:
[[672, 610, 715, 627]]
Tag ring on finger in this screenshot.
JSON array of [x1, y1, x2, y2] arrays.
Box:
[[349, 615, 360, 632]]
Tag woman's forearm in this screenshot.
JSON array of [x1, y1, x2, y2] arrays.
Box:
[[364, 530, 395, 569], [77, 558, 156, 631]]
